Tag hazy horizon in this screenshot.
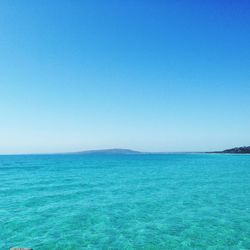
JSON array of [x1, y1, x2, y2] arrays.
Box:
[[0, 145, 247, 156], [1, 1, 250, 154]]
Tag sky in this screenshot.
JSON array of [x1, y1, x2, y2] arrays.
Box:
[[0, 0, 250, 154]]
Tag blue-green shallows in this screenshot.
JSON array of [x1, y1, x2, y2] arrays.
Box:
[[1, 154, 250, 249]]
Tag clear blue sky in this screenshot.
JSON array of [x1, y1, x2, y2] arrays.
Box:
[[0, 0, 250, 154]]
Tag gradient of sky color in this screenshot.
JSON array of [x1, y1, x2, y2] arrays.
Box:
[[0, 0, 250, 154]]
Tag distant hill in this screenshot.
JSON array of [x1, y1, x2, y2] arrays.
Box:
[[212, 146, 250, 154], [70, 146, 250, 155], [75, 148, 143, 155]]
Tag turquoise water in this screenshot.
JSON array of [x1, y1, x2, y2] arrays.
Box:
[[1, 154, 250, 249]]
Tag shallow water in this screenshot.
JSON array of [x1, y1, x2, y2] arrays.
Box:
[[1, 154, 250, 249]]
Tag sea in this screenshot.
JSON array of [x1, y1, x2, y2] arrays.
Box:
[[1, 153, 250, 249]]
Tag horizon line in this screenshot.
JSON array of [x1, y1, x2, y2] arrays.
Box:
[[0, 146, 249, 156]]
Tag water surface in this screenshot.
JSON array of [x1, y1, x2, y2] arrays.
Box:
[[1, 154, 250, 249]]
